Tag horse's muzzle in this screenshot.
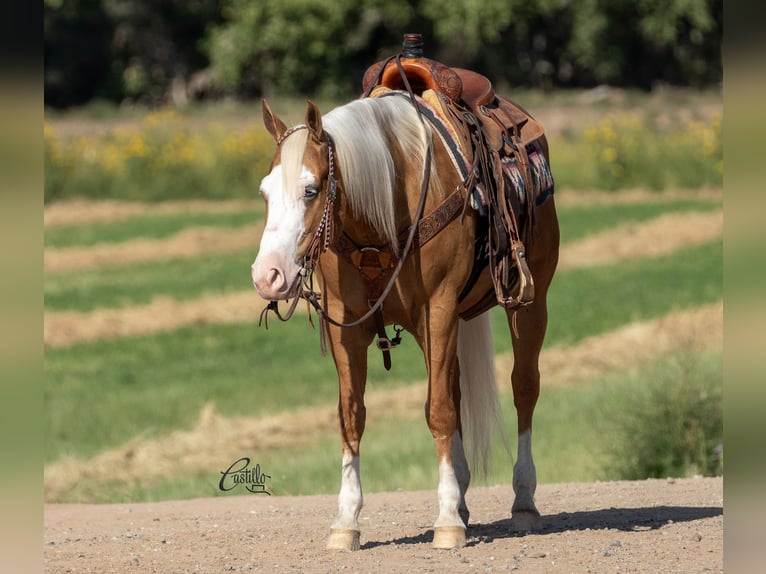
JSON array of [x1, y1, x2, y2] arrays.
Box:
[[251, 254, 301, 301]]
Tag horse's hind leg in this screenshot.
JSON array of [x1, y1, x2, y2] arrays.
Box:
[[508, 196, 559, 531], [507, 299, 547, 532], [325, 323, 374, 551]]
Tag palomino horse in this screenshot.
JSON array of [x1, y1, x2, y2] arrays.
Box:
[[251, 93, 559, 550]]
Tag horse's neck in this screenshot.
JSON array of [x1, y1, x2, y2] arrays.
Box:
[[340, 124, 457, 250], [338, 187, 410, 249], [390, 128, 454, 223], [340, 214, 391, 248]]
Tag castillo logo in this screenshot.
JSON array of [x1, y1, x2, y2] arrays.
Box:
[[219, 457, 271, 495]]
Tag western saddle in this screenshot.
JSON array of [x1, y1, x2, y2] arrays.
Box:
[[360, 34, 548, 319]]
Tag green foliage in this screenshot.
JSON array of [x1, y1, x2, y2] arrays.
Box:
[[604, 351, 723, 479], [569, 0, 721, 88], [551, 111, 723, 190], [44, 0, 722, 107], [207, 0, 412, 98], [44, 97, 722, 204], [421, 0, 515, 54], [44, 109, 274, 203]]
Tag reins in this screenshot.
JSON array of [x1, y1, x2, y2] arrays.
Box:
[[260, 54, 435, 365]]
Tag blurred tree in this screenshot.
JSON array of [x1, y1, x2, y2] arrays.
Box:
[[420, 0, 514, 63], [428, 0, 721, 90], [44, 0, 114, 107], [44, 0, 722, 107], [206, 0, 413, 98], [441, 0, 576, 89], [568, 0, 722, 88], [104, 0, 224, 104], [45, 0, 224, 107]]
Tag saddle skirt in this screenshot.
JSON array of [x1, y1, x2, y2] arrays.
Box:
[[361, 43, 554, 316]]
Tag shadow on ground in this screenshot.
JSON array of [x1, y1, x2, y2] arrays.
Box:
[[362, 505, 722, 549]]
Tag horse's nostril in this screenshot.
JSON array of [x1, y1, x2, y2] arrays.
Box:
[[267, 268, 285, 290]]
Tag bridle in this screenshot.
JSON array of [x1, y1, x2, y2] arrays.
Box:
[[259, 59, 435, 360]]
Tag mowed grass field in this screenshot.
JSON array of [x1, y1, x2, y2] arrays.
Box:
[[43, 189, 723, 503]]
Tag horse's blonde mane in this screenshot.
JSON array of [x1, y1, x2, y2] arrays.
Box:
[[323, 96, 430, 253]]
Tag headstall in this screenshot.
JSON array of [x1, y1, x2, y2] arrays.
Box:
[[260, 56, 436, 367]]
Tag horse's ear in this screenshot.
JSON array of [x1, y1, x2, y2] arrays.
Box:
[[305, 100, 324, 142], [262, 99, 287, 142]]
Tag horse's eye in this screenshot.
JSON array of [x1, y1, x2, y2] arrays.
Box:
[[304, 185, 319, 200]]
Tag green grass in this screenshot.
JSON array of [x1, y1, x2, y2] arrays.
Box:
[[53, 347, 722, 503], [556, 199, 720, 243], [45, 249, 257, 311], [45, 240, 721, 465], [44, 319, 428, 464], [43, 192, 723, 503], [45, 209, 264, 248], [43, 197, 717, 249], [492, 238, 721, 352], [44, 198, 720, 313]]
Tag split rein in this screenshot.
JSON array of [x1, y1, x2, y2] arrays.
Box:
[[259, 63, 434, 356]]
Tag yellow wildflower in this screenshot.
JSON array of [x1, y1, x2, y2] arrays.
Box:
[[126, 134, 150, 158], [600, 147, 618, 163]]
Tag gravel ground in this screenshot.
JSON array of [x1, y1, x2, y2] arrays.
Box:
[[44, 476, 722, 573]]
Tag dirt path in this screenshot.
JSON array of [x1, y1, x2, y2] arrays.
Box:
[[44, 476, 722, 573], [44, 292, 272, 349], [557, 210, 722, 271], [44, 224, 265, 274], [43, 198, 263, 228]]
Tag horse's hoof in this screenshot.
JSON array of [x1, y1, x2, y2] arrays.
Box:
[[510, 510, 542, 532], [326, 528, 361, 551], [432, 525, 466, 549]]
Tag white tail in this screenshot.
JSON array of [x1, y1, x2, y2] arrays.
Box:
[[457, 311, 508, 475]]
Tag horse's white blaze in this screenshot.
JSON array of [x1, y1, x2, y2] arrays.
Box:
[[331, 453, 363, 531], [512, 429, 537, 508], [251, 165, 314, 300], [434, 458, 465, 528]]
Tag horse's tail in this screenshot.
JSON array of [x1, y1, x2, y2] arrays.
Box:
[[457, 311, 509, 476]]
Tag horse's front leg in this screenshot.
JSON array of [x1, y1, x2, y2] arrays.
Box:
[[419, 309, 467, 549], [325, 321, 374, 551]]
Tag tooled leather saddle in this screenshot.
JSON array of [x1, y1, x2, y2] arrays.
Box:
[[360, 34, 550, 319]]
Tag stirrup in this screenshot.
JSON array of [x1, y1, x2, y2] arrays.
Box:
[[494, 241, 534, 310]]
